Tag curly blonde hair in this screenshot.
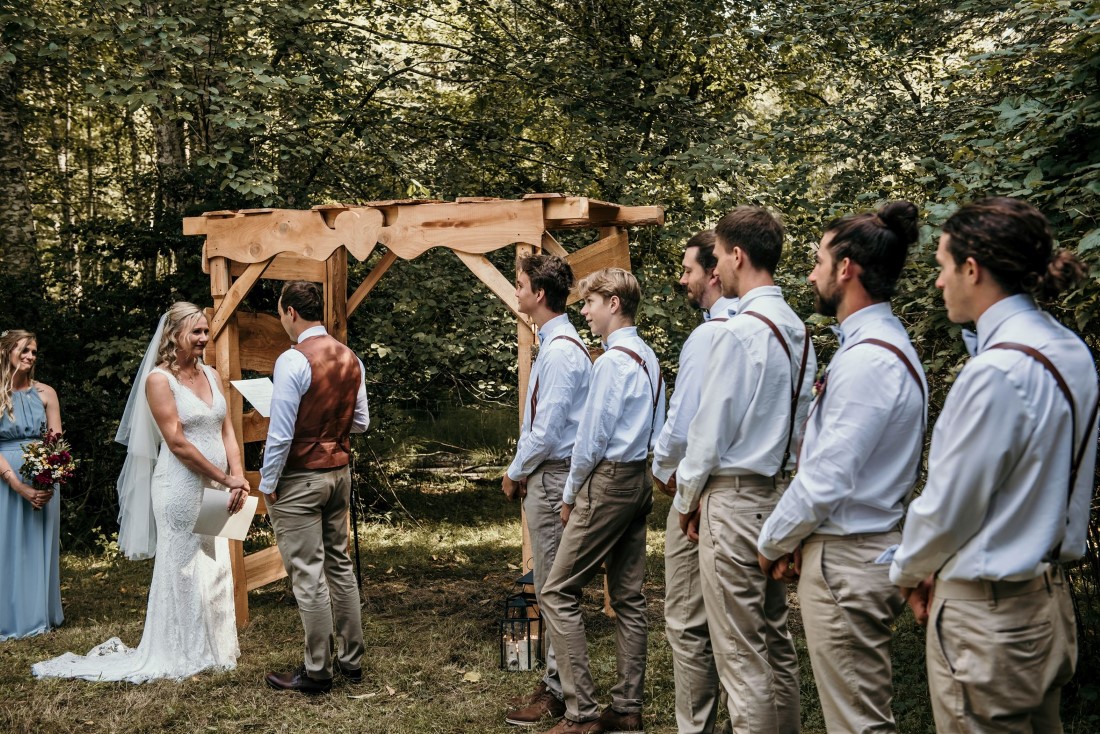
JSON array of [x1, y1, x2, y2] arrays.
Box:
[[0, 329, 37, 420], [156, 302, 206, 377]]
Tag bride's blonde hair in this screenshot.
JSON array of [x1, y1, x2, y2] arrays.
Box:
[[156, 302, 206, 377], [0, 329, 37, 420]]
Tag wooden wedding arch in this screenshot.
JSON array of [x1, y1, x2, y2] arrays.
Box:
[[183, 194, 665, 627]]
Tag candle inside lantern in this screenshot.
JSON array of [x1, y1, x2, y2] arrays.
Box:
[[503, 634, 539, 670]]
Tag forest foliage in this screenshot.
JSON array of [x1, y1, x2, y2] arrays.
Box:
[[1, 0, 1098, 569]]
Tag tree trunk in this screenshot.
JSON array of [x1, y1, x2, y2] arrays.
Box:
[[0, 52, 42, 313]]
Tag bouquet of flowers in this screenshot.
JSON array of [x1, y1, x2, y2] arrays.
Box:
[[21, 427, 78, 509]]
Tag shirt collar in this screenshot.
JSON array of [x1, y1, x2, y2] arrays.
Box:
[[705, 296, 740, 321], [297, 325, 328, 343], [538, 313, 571, 343], [972, 294, 1036, 354], [736, 285, 783, 312], [605, 326, 638, 349], [837, 302, 894, 346]]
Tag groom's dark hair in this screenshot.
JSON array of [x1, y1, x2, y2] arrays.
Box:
[[280, 281, 324, 322]]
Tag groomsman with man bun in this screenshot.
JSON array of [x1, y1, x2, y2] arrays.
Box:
[[757, 201, 927, 733], [891, 197, 1098, 732]]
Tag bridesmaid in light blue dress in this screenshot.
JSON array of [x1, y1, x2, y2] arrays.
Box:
[[0, 329, 64, 640]]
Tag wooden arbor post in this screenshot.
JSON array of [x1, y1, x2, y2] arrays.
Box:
[[183, 195, 663, 628]]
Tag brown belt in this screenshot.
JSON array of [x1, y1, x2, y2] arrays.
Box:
[[704, 474, 776, 490]]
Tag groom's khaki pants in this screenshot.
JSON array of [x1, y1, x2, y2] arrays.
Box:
[[268, 465, 364, 680]]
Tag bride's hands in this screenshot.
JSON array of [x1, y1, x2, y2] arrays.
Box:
[[222, 473, 250, 514]]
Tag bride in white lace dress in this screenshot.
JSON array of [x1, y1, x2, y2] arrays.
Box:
[[34, 302, 250, 682]]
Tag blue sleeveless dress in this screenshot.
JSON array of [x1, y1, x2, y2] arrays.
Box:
[[0, 387, 63, 639]]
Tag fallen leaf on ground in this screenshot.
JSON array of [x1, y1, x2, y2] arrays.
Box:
[[386, 685, 396, 695], [462, 671, 481, 683], [348, 693, 377, 700]]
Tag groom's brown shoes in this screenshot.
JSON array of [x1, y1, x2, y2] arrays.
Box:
[[265, 665, 332, 694]]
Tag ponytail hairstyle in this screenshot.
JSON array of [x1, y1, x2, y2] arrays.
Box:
[[824, 200, 920, 300], [943, 197, 1085, 299], [0, 329, 37, 420], [155, 302, 205, 378]]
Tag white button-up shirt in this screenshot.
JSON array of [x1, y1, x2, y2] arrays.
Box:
[[507, 314, 592, 481], [674, 286, 817, 514], [891, 295, 1099, 586], [758, 302, 927, 558], [652, 296, 739, 484], [259, 325, 371, 494], [563, 326, 666, 505]]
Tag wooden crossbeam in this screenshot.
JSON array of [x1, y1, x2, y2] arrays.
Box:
[[546, 204, 664, 230], [454, 251, 527, 323], [209, 258, 274, 341], [540, 232, 569, 258], [348, 250, 398, 317], [244, 546, 286, 591]]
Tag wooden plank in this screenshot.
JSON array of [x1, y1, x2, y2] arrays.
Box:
[[455, 196, 502, 202], [546, 204, 664, 229], [229, 252, 326, 282], [244, 546, 287, 591], [521, 192, 565, 199], [515, 243, 536, 586], [540, 232, 568, 258], [237, 312, 292, 374], [241, 409, 270, 444], [347, 250, 398, 318], [540, 196, 589, 221], [210, 257, 251, 629], [454, 251, 527, 322], [325, 247, 349, 343], [209, 258, 274, 341], [244, 471, 264, 507], [202, 207, 382, 264], [566, 228, 632, 303], [183, 216, 208, 236], [381, 199, 543, 259]]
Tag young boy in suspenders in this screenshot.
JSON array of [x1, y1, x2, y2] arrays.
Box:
[[539, 268, 666, 734]]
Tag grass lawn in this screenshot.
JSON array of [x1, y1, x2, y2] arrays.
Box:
[[0, 466, 1092, 733]]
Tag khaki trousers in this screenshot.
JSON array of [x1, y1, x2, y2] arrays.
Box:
[[523, 459, 570, 700], [799, 531, 905, 734], [268, 466, 364, 679], [927, 568, 1076, 733], [665, 503, 725, 734], [698, 476, 800, 734], [541, 460, 652, 722]]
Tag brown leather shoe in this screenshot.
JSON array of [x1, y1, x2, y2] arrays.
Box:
[[538, 717, 601, 734], [264, 666, 332, 694], [593, 707, 643, 733], [509, 680, 549, 707], [506, 689, 566, 727]]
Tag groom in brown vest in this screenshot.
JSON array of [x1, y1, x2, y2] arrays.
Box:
[[262, 281, 370, 694]]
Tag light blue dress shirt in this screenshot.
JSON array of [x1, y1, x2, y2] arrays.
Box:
[[758, 302, 927, 559], [259, 325, 370, 494], [674, 286, 817, 514], [563, 326, 666, 505], [507, 314, 592, 481], [891, 295, 1099, 586], [651, 296, 739, 484]]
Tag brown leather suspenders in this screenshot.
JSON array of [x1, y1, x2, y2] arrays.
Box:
[[740, 311, 810, 470], [529, 335, 590, 424], [988, 342, 1100, 559], [607, 346, 665, 430]]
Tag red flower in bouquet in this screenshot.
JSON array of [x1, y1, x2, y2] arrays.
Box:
[[21, 427, 79, 510]]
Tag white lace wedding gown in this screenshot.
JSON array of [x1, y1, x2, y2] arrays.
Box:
[[33, 366, 240, 682]]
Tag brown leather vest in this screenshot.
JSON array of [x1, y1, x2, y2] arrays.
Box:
[[286, 334, 361, 470]]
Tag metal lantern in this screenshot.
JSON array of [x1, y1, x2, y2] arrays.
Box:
[[499, 571, 544, 671]]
